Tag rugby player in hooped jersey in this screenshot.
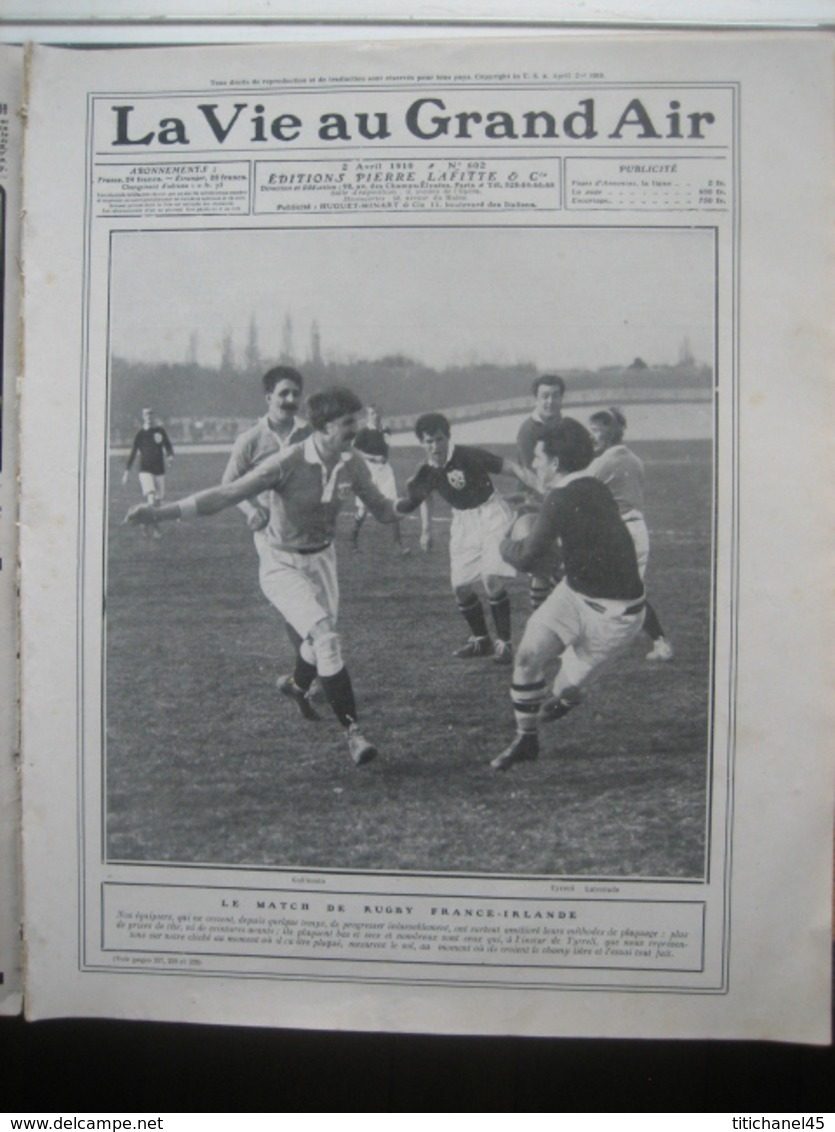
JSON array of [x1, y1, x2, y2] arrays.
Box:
[[491, 417, 646, 771], [395, 412, 529, 666], [588, 407, 673, 662], [126, 386, 401, 767]]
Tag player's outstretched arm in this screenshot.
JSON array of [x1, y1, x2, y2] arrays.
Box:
[[501, 457, 541, 494], [349, 456, 400, 525], [125, 456, 284, 526], [394, 466, 432, 516], [418, 498, 433, 552], [126, 501, 179, 525]]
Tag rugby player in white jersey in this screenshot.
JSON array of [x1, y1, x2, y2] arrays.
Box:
[[588, 408, 673, 662], [126, 386, 403, 766], [222, 366, 312, 530], [491, 418, 647, 771], [220, 367, 321, 708]]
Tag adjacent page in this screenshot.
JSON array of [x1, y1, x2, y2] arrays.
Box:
[[0, 45, 24, 1017], [19, 34, 834, 1040]]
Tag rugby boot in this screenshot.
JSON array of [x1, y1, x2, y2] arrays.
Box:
[[490, 731, 539, 771], [539, 687, 583, 723], [646, 637, 674, 662], [345, 723, 378, 766], [453, 635, 493, 659], [276, 674, 321, 722]]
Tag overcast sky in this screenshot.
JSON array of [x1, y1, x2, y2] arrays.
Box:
[[109, 225, 714, 372]]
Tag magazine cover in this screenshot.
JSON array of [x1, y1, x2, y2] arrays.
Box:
[[18, 33, 834, 1040]]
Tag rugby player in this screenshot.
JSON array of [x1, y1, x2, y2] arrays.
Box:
[[350, 405, 409, 556], [222, 366, 312, 531], [221, 366, 322, 707], [396, 412, 527, 666], [588, 408, 673, 661], [516, 374, 566, 610], [491, 418, 646, 771], [122, 407, 174, 538], [126, 386, 402, 766]]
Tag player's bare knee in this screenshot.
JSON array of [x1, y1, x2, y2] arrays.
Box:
[[516, 624, 564, 678], [454, 583, 475, 604], [511, 638, 542, 681]]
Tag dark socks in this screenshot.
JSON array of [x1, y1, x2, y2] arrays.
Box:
[[489, 590, 512, 642], [457, 593, 489, 639], [643, 602, 665, 641], [293, 653, 318, 694], [320, 666, 358, 727]]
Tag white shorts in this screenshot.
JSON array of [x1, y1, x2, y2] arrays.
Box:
[[356, 459, 398, 518], [138, 472, 165, 501], [530, 579, 645, 682], [449, 493, 516, 588], [255, 534, 339, 639], [623, 510, 649, 578]]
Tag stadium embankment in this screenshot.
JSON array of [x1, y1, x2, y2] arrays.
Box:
[[111, 388, 712, 454]]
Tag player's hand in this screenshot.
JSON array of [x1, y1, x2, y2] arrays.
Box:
[[121, 470, 129, 485], [420, 529, 433, 553], [125, 504, 157, 526], [246, 507, 269, 532]]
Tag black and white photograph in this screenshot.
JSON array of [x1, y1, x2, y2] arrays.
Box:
[[14, 31, 832, 1043], [106, 224, 716, 879]]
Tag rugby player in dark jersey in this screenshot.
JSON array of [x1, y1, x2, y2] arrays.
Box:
[[491, 417, 646, 770], [122, 407, 174, 540], [396, 412, 528, 666], [350, 405, 409, 555]]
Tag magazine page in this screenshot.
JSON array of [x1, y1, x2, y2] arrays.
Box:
[[19, 34, 833, 1040], [0, 45, 24, 1017]]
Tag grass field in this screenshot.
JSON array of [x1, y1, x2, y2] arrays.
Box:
[[105, 439, 712, 878]]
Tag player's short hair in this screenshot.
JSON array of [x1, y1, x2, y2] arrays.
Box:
[[531, 373, 566, 397], [262, 366, 304, 395], [414, 412, 451, 440], [589, 407, 627, 443], [307, 386, 363, 431], [540, 417, 594, 473]]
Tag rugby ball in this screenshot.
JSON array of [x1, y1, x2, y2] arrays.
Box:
[[508, 510, 538, 542]]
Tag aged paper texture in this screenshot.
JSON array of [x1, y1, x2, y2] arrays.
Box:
[[18, 33, 834, 1040], [0, 44, 24, 1017]]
